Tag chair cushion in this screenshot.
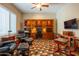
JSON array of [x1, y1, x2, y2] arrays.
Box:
[[18, 43, 29, 49], [0, 46, 9, 52]]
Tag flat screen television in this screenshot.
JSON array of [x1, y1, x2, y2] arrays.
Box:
[[64, 18, 78, 29]]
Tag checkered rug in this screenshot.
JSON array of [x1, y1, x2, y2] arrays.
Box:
[[13, 39, 79, 56], [29, 39, 67, 56]]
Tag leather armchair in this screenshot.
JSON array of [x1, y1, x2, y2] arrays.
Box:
[[0, 40, 16, 53], [21, 37, 33, 45], [16, 30, 33, 45]]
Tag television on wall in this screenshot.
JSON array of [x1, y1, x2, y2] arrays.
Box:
[[64, 18, 78, 29]]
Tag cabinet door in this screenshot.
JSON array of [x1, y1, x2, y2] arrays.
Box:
[[47, 32, 52, 39], [42, 20, 47, 27], [47, 20, 53, 27], [27, 20, 31, 26], [37, 20, 42, 26], [43, 33, 47, 39], [31, 20, 36, 27]]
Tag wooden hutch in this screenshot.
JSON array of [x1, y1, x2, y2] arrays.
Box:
[[24, 19, 56, 39]]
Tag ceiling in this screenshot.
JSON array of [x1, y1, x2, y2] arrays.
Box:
[[13, 3, 66, 14]]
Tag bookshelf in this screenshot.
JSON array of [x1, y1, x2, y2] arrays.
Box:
[[24, 19, 55, 39]]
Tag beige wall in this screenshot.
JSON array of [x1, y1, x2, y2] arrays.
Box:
[[56, 4, 79, 37], [0, 3, 23, 31], [23, 13, 56, 19]]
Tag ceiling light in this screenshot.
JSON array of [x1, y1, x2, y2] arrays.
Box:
[[36, 3, 41, 8], [31, 3, 49, 11]]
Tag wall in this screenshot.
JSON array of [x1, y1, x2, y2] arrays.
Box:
[[56, 4, 79, 37], [23, 13, 56, 19], [0, 3, 23, 31]]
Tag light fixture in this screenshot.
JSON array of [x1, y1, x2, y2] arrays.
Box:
[[36, 3, 41, 8], [31, 3, 49, 11]]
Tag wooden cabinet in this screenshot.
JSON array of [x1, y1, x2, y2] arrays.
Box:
[[42, 33, 47, 39], [42, 20, 47, 27], [37, 20, 42, 26], [27, 20, 31, 26], [31, 20, 36, 27], [47, 20, 53, 27], [24, 19, 54, 39]]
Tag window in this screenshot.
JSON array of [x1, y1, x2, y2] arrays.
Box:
[[0, 7, 16, 36], [10, 12, 16, 34]]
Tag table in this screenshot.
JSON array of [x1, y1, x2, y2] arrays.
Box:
[[54, 38, 68, 55]]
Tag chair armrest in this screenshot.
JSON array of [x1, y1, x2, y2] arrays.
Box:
[[10, 43, 16, 50]]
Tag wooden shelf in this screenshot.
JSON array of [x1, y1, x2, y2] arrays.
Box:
[[24, 19, 54, 39]]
